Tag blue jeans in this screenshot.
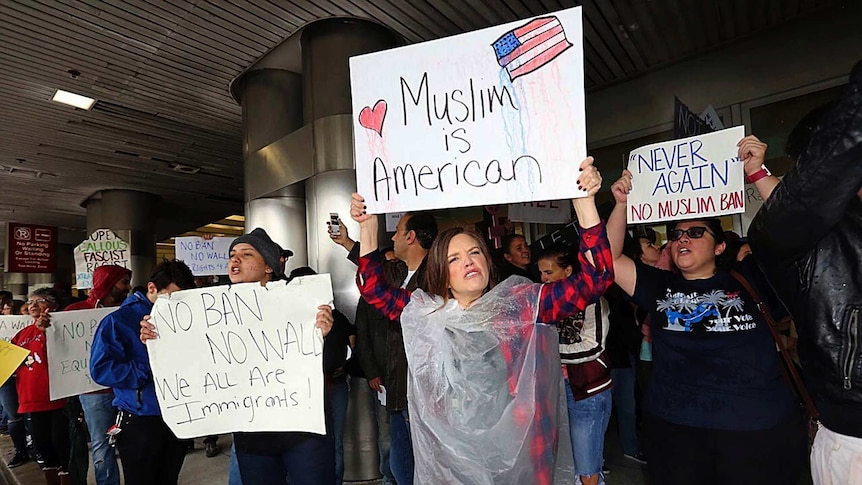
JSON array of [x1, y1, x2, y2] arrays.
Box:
[[235, 433, 335, 485], [372, 394, 395, 484], [80, 393, 120, 485], [610, 360, 641, 456], [566, 382, 612, 478], [329, 375, 350, 485], [389, 409, 414, 485], [228, 442, 242, 485], [0, 378, 26, 453]]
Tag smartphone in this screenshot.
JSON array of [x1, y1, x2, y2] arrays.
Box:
[[329, 212, 341, 236]]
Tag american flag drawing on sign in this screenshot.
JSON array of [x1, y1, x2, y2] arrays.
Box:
[[492, 16, 572, 81]]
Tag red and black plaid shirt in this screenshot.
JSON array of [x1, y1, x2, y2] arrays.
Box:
[[358, 222, 614, 483]]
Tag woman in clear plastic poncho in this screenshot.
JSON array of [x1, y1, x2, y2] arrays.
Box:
[[351, 157, 614, 485]]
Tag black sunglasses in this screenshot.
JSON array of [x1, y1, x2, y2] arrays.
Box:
[[667, 226, 713, 241]]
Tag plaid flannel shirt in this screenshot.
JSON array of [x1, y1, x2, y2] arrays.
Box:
[[357, 222, 614, 483]]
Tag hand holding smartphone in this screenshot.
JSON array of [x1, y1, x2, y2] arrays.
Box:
[[328, 212, 341, 236]]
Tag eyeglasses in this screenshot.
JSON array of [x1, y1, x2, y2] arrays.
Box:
[[27, 298, 53, 305], [667, 226, 713, 241]]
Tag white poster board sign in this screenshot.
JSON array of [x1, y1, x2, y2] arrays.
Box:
[[47, 307, 115, 400], [508, 200, 571, 223], [740, 176, 783, 234], [0, 316, 32, 342], [147, 275, 333, 438], [351, 7, 587, 213], [175, 237, 236, 276], [74, 229, 130, 290], [385, 213, 406, 232], [626, 126, 746, 224]]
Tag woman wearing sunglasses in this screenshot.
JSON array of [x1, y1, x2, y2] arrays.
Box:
[[606, 170, 806, 485]]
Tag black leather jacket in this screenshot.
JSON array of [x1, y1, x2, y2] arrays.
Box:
[[749, 60, 862, 437], [349, 243, 428, 412]]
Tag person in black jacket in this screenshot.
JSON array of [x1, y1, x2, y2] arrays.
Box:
[[746, 59, 862, 485], [329, 213, 437, 485]]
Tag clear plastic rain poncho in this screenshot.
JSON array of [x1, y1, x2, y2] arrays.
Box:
[[400, 275, 569, 484]]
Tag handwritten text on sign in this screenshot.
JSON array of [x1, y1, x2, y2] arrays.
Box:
[[175, 237, 237, 276], [147, 275, 333, 438], [74, 229, 130, 290], [47, 308, 115, 400], [0, 316, 32, 343], [351, 7, 587, 213], [626, 126, 746, 224]]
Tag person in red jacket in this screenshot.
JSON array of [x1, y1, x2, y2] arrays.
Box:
[[12, 288, 70, 484], [65, 265, 131, 485], [65, 265, 131, 312]]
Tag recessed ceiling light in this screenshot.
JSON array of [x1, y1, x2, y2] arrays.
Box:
[[51, 89, 96, 110]]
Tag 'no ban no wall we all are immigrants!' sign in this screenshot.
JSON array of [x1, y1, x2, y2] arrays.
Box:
[[146, 275, 333, 438], [350, 6, 589, 214]]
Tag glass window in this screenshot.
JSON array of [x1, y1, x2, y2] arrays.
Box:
[[749, 84, 847, 175]]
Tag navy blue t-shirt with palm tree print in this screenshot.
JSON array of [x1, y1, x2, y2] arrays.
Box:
[[632, 259, 797, 430]]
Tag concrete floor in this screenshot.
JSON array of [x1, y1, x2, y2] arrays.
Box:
[[0, 416, 808, 485], [0, 427, 647, 485]]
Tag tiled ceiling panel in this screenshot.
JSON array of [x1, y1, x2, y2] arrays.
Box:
[[0, 0, 845, 233]]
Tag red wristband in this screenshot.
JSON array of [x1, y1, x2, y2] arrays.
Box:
[[745, 165, 771, 184]]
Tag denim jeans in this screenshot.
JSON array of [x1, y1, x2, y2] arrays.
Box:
[[389, 409, 414, 485], [80, 393, 120, 485], [235, 433, 335, 485], [228, 442, 243, 485], [610, 358, 640, 456], [0, 378, 27, 453], [329, 375, 350, 485], [372, 392, 395, 484], [565, 382, 612, 478]]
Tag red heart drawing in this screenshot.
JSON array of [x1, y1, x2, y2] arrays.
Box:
[[358, 100, 387, 137]]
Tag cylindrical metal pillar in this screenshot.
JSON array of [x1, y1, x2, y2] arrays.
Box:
[[239, 68, 308, 272], [301, 18, 400, 482], [245, 184, 308, 275], [240, 69, 304, 160], [6, 273, 28, 300], [85, 190, 158, 288]]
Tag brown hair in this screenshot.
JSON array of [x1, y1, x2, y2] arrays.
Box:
[[426, 227, 497, 305]]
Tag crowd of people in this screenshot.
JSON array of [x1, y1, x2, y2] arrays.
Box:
[[0, 60, 859, 485]]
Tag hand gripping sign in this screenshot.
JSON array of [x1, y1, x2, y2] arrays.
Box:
[[626, 126, 746, 224], [147, 275, 333, 438]]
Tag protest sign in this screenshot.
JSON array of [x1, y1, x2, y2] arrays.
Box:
[[47, 307, 115, 400], [74, 229, 130, 289], [0, 341, 30, 387], [531, 219, 579, 253], [740, 176, 783, 234], [508, 200, 571, 223], [385, 213, 406, 232], [700, 105, 725, 131], [175, 237, 236, 276], [626, 126, 746, 224], [6, 222, 57, 273], [0, 315, 32, 342], [147, 275, 333, 438], [673, 97, 714, 139], [351, 7, 587, 213]]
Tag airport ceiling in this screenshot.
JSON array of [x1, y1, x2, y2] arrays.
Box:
[[0, 0, 846, 238]]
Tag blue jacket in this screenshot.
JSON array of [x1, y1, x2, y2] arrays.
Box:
[[90, 291, 161, 416]]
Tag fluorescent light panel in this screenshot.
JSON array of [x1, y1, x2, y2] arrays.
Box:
[[51, 89, 96, 110]]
